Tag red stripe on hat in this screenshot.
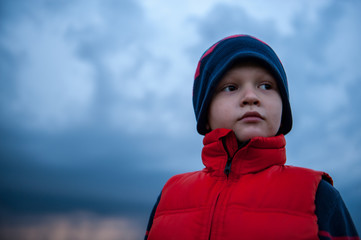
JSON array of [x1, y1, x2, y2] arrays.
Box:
[[194, 43, 218, 79], [194, 34, 248, 79]]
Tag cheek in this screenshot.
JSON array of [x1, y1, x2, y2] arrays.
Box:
[[208, 106, 220, 129], [269, 97, 283, 130], [208, 100, 231, 129]]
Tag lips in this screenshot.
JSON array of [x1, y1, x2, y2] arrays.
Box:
[[240, 111, 264, 122]]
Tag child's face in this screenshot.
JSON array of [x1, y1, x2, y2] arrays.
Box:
[[207, 61, 283, 142]]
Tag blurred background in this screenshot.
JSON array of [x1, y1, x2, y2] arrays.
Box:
[[1, 0, 360, 239]]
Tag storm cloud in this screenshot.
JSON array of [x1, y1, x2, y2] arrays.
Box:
[[1, 0, 360, 237]]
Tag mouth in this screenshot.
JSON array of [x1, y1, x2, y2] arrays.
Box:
[[240, 111, 264, 122]]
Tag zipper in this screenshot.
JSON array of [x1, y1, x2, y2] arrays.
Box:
[[224, 156, 233, 176], [208, 191, 222, 240], [222, 138, 232, 176], [222, 138, 250, 177], [207, 138, 233, 239], [208, 137, 251, 239]]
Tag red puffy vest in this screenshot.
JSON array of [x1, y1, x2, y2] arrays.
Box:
[[148, 129, 332, 240]]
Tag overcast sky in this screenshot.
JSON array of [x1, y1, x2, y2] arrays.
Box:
[[1, 0, 360, 235]]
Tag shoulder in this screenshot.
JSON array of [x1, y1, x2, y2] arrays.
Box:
[[316, 180, 359, 238], [162, 170, 205, 192], [165, 170, 203, 184], [284, 165, 333, 180], [315, 180, 341, 218], [283, 165, 322, 175], [281, 165, 332, 185], [316, 179, 340, 200], [315, 179, 343, 218]]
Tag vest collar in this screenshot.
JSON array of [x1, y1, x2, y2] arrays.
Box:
[[202, 128, 286, 177]]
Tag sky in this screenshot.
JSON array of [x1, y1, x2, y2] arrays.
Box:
[[1, 0, 361, 238]]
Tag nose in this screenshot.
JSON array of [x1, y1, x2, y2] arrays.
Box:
[[241, 88, 260, 106]]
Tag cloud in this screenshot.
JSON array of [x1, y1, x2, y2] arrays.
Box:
[[1, 0, 98, 130], [1, 0, 360, 234], [280, 0, 361, 162]]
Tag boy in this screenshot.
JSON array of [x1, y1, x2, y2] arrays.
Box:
[[145, 35, 359, 239]]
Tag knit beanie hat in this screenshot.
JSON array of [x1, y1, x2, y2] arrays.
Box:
[[193, 34, 292, 135]]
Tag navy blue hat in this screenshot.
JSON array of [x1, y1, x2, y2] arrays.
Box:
[[193, 34, 292, 135]]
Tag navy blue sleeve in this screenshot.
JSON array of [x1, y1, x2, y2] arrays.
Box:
[[316, 179, 359, 240], [144, 193, 161, 240]]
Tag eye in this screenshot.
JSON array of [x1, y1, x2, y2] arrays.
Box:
[[259, 83, 273, 90], [222, 85, 237, 92]]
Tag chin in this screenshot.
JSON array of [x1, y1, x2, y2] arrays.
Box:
[[234, 130, 267, 142]]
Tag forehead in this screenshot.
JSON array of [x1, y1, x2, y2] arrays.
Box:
[[228, 58, 273, 73], [221, 59, 276, 81]]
